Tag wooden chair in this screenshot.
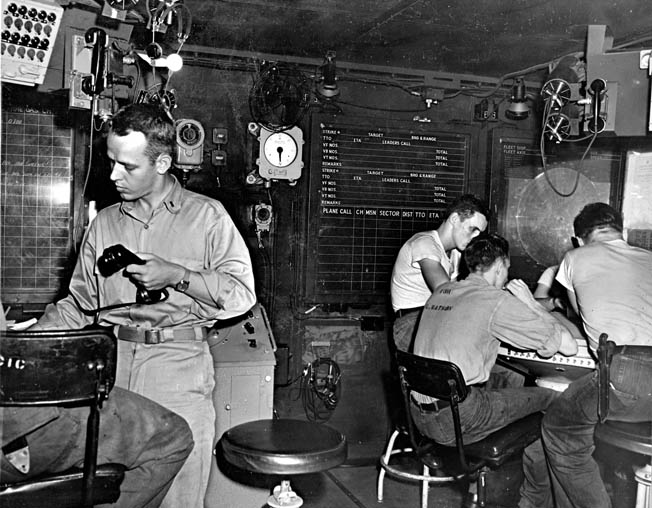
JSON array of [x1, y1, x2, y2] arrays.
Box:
[[594, 333, 652, 508], [0, 329, 125, 507], [390, 349, 543, 508]]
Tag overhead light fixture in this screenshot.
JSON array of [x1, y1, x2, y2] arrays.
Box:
[[166, 53, 183, 72], [505, 78, 530, 120], [135, 43, 184, 72], [317, 50, 339, 98]]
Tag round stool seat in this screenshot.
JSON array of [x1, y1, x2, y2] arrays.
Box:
[[221, 419, 347, 476], [595, 420, 652, 455]]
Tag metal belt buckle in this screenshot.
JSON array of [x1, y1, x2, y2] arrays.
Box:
[[145, 329, 164, 344]]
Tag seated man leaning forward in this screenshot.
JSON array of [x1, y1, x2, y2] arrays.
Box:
[[411, 233, 577, 506], [390, 194, 488, 353], [533, 202, 652, 508]]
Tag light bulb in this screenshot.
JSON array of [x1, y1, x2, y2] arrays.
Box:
[[166, 53, 183, 72]]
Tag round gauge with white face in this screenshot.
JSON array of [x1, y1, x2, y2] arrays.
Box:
[[257, 126, 304, 182], [263, 131, 298, 168]]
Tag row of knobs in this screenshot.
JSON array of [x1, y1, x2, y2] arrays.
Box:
[[5, 3, 58, 23], [2, 3, 58, 63], [4, 16, 55, 36], [2, 30, 50, 49], [1, 42, 46, 61]]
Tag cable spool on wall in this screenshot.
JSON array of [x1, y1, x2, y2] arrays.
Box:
[[249, 63, 311, 132]]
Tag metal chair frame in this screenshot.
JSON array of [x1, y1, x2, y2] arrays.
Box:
[[378, 350, 543, 508], [0, 328, 124, 507]]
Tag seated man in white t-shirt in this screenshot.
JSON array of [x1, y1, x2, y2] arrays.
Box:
[[389, 194, 488, 352]]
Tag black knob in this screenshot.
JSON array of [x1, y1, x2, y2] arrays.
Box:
[[29, 36, 39, 47], [17, 5, 27, 16], [7, 4, 18, 14], [10, 31, 20, 43], [38, 10, 47, 21], [47, 12, 56, 23], [2, 30, 10, 41], [38, 38, 48, 49], [19, 34, 29, 46], [28, 8, 37, 18]]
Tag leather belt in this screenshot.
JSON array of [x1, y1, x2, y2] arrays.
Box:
[[410, 394, 450, 412], [395, 306, 423, 319], [115, 325, 209, 345], [212, 310, 253, 330]]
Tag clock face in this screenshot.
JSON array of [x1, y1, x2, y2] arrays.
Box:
[[106, 0, 139, 10], [263, 132, 298, 168]]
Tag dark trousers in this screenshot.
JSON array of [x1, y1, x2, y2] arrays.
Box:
[[537, 353, 652, 508], [1, 387, 194, 508]]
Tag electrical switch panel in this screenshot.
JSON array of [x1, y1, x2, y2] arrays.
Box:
[[1, 0, 63, 86]]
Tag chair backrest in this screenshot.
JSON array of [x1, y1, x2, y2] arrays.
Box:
[[395, 349, 470, 467], [0, 328, 118, 507], [0, 328, 116, 406], [395, 349, 469, 403]]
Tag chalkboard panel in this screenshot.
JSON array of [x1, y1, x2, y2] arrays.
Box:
[[303, 114, 480, 306], [1, 89, 75, 306]]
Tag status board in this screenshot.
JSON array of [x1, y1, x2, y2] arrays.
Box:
[[1, 91, 74, 306], [303, 114, 480, 306]]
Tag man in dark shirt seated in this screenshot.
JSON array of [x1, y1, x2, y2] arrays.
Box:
[[1, 303, 194, 508], [411, 233, 577, 507]]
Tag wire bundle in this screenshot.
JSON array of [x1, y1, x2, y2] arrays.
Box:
[[301, 357, 342, 422]]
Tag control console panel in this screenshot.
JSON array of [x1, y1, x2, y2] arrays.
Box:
[[1, 0, 63, 86]]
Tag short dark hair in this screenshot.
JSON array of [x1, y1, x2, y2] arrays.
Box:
[[446, 194, 489, 222], [109, 103, 175, 164], [464, 233, 509, 273], [573, 202, 623, 240]]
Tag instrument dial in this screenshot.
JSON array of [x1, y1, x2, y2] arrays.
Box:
[[262, 132, 298, 168]]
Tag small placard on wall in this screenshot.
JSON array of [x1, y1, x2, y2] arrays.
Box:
[[623, 151, 652, 250]]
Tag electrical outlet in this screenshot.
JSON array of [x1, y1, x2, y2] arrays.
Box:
[[212, 128, 228, 144], [211, 149, 226, 166]]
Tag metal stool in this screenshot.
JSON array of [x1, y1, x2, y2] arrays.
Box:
[[595, 421, 652, 508], [595, 334, 652, 508], [220, 418, 347, 507]]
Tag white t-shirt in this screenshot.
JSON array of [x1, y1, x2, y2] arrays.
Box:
[[536, 265, 559, 289], [556, 239, 652, 350], [390, 230, 460, 311]]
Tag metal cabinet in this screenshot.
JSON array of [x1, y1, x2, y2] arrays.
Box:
[[204, 303, 276, 507]]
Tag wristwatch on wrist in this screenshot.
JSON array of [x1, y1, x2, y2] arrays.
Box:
[[175, 268, 191, 293]]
